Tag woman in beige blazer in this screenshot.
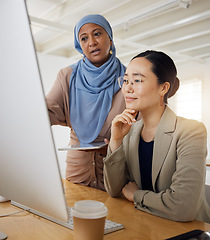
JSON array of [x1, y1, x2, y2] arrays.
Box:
[[104, 50, 210, 223]]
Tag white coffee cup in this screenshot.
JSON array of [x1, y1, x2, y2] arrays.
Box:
[[71, 200, 108, 240]]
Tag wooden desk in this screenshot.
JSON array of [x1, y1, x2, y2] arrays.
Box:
[[0, 180, 210, 240]]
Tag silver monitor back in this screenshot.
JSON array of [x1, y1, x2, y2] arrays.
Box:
[[0, 0, 69, 222]]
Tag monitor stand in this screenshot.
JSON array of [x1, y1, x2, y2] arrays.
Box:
[[0, 231, 7, 240]]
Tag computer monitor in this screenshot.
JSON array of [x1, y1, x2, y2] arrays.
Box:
[[0, 1, 125, 234], [0, 0, 69, 222]]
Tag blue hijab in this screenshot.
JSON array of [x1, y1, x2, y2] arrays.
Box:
[[69, 14, 125, 143]]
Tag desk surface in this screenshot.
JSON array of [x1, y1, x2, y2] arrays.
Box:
[[0, 180, 210, 240]]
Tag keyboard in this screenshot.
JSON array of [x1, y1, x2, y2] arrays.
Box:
[[11, 201, 124, 234], [68, 207, 124, 234]]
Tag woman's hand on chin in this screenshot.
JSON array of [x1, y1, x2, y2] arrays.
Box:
[[109, 109, 137, 152]]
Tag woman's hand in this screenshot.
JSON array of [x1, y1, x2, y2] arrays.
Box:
[[109, 109, 137, 152], [122, 181, 140, 202]]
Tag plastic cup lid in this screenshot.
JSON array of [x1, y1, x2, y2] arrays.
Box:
[[71, 200, 108, 219]]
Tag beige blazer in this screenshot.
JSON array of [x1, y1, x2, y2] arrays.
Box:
[[104, 106, 210, 223]]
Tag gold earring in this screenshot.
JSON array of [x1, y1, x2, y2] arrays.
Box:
[[160, 95, 164, 106], [82, 53, 85, 62], [109, 46, 113, 55]]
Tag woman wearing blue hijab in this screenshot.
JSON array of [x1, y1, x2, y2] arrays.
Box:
[[46, 14, 126, 190]]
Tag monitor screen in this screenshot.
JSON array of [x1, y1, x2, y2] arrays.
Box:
[[0, 0, 69, 222]]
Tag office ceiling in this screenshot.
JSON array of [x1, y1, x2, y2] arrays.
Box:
[[26, 0, 210, 66]]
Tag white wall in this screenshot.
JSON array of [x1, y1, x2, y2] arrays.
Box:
[[170, 59, 210, 185], [176, 59, 210, 164], [37, 53, 210, 182], [201, 60, 210, 165], [207, 167, 210, 185]]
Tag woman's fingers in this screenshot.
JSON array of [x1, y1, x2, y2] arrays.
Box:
[[110, 109, 137, 143], [114, 109, 136, 126]]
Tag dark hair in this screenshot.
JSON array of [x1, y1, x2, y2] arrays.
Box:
[[132, 50, 180, 103]]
